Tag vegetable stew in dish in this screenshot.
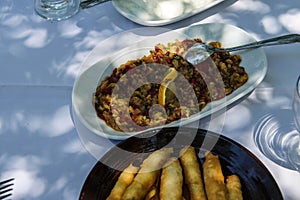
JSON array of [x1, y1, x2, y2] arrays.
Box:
[[93, 39, 248, 132]]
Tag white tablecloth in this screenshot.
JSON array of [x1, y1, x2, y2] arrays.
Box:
[[1, 0, 300, 199]]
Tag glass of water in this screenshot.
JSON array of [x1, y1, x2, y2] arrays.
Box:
[[288, 75, 300, 171], [34, 0, 80, 21], [254, 76, 300, 171]]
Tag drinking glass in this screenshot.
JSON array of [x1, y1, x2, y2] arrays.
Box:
[[254, 76, 300, 171], [34, 0, 80, 21], [288, 75, 300, 171]]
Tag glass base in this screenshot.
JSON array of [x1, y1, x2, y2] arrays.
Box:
[[34, 0, 80, 21], [254, 109, 300, 171], [288, 139, 300, 172]]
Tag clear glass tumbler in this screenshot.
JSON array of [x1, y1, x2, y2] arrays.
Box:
[[254, 75, 300, 171], [34, 0, 80, 21], [288, 75, 300, 171]]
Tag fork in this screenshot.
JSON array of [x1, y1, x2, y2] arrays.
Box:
[[0, 178, 14, 200], [80, 0, 110, 9], [184, 33, 300, 65]]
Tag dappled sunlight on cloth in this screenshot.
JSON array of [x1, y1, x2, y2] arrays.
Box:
[[218, 88, 292, 148], [57, 20, 83, 38], [1, 0, 299, 85], [229, 0, 270, 14], [62, 139, 88, 154], [261, 8, 300, 34], [20, 105, 72, 137], [0, 86, 95, 199], [279, 9, 300, 33], [224, 105, 251, 131], [0, 0, 125, 85], [261, 16, 282, 34], [202, 0, 300, 43], [0, 155, 47, 199]]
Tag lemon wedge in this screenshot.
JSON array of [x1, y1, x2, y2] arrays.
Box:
[[158, 68, 178, 106]]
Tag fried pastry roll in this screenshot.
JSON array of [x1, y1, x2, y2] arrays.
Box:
[[145, 170, 160, 200], [226, 175, 243, 200], [160, 157, 183, 200], [144, 184, 159, 200], [203, 152, 227, 200], [121, 148, 173, 200], [106, 164, 139, 200], [179, 146, 207, 200]]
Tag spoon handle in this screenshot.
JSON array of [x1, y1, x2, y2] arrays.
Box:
[[80, 0, 111, 9], [224, 34, 300, 52]]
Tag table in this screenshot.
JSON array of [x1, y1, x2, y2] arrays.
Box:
[[1, 0, 299, 199]]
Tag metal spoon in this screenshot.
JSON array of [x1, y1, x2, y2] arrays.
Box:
[[80, 0, 110, 9], [184, 34, 300, 65]]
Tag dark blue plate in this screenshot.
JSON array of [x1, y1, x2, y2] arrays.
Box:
[[79, 127, 283, 200]]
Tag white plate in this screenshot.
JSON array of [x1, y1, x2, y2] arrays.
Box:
[[72, 23, 267, 140], [112, 0, 228, 26]]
